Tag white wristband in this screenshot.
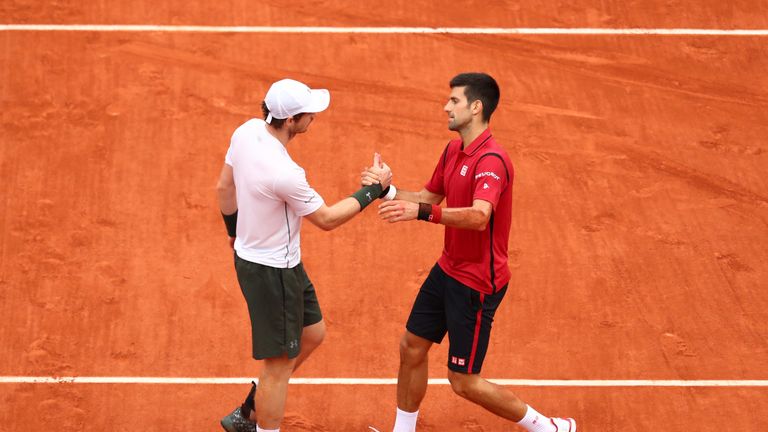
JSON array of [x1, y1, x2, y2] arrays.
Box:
[[383, 184, 397, 200]]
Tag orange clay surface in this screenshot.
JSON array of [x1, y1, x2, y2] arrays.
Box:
[[2, 2, 768, 431]]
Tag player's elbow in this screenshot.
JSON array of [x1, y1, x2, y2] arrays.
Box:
[[471, 211, 491, 231], [306, 208, 341, 231], [216, 180, 234, 194], [310, 216, 335, 231], [318, 212, 343, 231], [316, 220, 336, 231]]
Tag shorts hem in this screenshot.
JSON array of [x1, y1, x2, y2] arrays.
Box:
[[447, 362, 481, 374], [406, 325, 443, 344], [304, 314, 323, 328], [252, 348, 300, 360]]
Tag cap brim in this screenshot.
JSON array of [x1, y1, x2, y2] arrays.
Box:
[[303, 89, 330, 113]]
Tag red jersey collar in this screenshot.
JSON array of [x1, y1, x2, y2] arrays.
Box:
[[461, 128, 493, 155]]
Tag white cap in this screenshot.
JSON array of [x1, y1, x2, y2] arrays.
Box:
[[264, 78, 330, 124]]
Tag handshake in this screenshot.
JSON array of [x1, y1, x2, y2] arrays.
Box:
[[358, 153, 429, 224], [360, 153, 394, 199]]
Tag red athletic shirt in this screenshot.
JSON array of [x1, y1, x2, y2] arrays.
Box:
[[424, 128, 514, 294]]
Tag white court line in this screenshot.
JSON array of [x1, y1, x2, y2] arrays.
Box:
[[1, 376, 767, 387], [1, 25, 768, 35]]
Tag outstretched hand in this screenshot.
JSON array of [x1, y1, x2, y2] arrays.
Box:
[[378, 200, 418, 223], [361, 152, 392, 189]]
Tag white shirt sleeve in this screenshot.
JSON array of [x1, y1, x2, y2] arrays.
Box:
[[224, 140, 234, 166], [273, 167, 325, 216]]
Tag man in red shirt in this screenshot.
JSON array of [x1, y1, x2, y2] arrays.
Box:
[[371, 73, 576, 432]]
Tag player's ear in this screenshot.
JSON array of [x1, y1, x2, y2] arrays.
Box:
[[472, 100, 483, 116]]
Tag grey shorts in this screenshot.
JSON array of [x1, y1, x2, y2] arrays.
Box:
[[234, 253, 323, 359]]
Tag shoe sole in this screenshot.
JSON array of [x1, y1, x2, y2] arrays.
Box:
[[220, 419, 236, 432]]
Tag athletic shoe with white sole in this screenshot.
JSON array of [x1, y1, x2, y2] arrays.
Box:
[[551, 417, 577, 431]]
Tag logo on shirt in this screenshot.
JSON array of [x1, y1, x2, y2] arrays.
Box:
[[460, 165, 469, 176], [483, 183, 489, 189], [303, 193, 316, 203], [475, 171, 500, 180]]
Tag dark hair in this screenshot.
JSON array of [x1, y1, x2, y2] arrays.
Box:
[[449, 73, 500, 122], [261, 101, 307, 129]]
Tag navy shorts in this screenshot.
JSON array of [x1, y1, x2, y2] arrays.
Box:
[[406, 264, 507, 374]]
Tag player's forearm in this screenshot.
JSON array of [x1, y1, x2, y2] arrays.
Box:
[[313, 198, 362, 231], [308, 183, 384, 230], [438, 206, 489, 231], [395, 189, 441, 205]]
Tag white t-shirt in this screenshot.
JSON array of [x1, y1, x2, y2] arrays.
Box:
[[225, 118, 324, 268]]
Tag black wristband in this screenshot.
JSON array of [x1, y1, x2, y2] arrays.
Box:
[[379, 186, 390, 199], [416, 202, 432, 221], [222, 210, 238, 237], [351, 183, 384, 211]]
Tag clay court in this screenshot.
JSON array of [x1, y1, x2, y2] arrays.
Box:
[[2, 2, 768, 431]]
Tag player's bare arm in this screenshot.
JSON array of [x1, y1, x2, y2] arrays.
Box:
[[216, 163, 237, 214], [391, 187, 443, 205], [216, 163, 237, 247], [379, 198, 491, 231], [306, 153, 392, 231], [304, 198, 366, 231]]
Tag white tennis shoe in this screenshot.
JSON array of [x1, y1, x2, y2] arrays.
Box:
[[551, 417, 577, 431]]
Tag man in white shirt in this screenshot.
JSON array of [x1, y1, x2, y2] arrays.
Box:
[[216, 79, 395, 432]]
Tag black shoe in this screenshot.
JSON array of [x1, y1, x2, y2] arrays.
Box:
[[220, 406, 257, 432], [220, 381, 258, 432]]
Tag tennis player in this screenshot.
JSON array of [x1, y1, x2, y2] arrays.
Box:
[[217, 78, 394, 432], [365, 72, 576, 432]]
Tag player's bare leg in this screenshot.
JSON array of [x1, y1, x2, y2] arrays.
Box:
[[242, 320, 325, 425], [397, 331, 433, 412], [446, 370, 527, 420], [255, 355, 297, 429], [292, 320, 326, 372], [446, 371, 576, 431]]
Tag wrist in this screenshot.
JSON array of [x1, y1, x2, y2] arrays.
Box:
[[221, 210, 238, 237], [380, 184, 397, 200], [416, 203, 442, 224], [351, 183, 383, 211]]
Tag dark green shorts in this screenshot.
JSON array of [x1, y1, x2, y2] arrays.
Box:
[[234, 253, 323, 360]]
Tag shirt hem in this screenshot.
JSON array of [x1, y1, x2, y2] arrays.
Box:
[[437, 257, 510, 294], [235, 248, 302, 269]]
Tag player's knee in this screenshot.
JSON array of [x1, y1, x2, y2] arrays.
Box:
[[313, 329, 326, 346], [304, 322, 326, 347], [302, 334, 324, 353], [262, 356, 296, 379], [398, 337, 414, 361], [399, 335, 427, 365], [447, 370, 477, 400]]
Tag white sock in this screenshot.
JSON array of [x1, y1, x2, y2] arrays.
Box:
[[256, 427, 279, 432], [392, 407, 419, 432], [516, 405, 554, 432]]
